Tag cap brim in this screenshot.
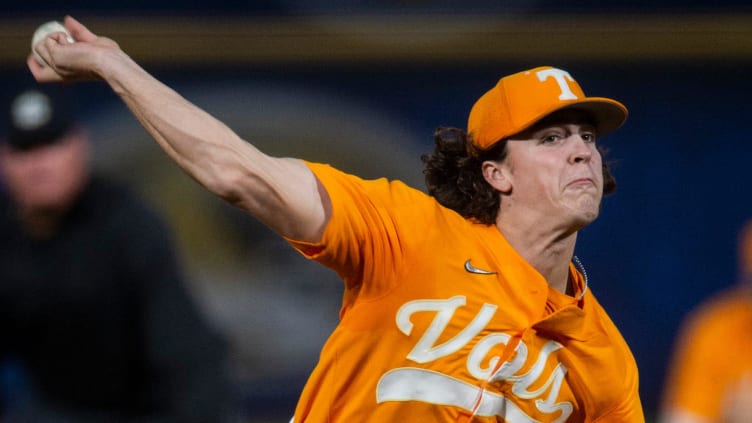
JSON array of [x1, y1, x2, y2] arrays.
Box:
[[509, 97, 628, 141], [7, 122, 71, 150], [555, 97, 628, 138]]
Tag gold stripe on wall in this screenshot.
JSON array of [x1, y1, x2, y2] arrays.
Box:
[[2, 14, 751, 66]]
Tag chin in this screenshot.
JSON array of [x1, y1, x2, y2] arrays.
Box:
[[569, 196, 601, 218], [570, 207, 600, 230]]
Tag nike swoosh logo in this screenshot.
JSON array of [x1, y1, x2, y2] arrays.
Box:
[[464, 259, 496, 275]]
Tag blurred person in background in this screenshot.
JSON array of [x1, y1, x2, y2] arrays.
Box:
[[660, 220, 752, 423], [0, 79, 235, 422]]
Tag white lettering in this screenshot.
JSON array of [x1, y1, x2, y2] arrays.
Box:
[[534, 363, 573, 423], [506, 341, 563, 397], [468, 333, 526, 381], [536, 68, 578, 100], [377, 368, 536, 421], [397, 296, 497, 364], [384, 297, 574, 421]]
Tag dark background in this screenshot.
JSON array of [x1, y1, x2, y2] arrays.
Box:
[[2, 1, 751, 421]]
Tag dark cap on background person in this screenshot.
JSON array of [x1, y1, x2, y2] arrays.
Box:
[[2, 83, 75, 151]]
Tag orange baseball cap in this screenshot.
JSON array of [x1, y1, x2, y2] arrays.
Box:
[[467, 66, 628, 149]]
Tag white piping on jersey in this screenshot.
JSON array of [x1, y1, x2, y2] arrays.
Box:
[[572, 255, 589, 301]]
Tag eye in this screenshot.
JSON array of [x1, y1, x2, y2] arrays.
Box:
[[581, 132, 596, 143], [540, 133, 562, 144]]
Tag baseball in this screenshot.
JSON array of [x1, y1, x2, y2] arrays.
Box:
[[31, 20, 75, 66]]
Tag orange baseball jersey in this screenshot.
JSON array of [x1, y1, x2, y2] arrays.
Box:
[[662, 287, 752, 420], [287, 162, 644, 422]]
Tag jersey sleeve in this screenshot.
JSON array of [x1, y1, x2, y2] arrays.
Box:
[[285, 161, 432, 297]]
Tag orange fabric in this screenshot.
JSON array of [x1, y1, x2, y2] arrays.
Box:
[[467, 66, 628, 149], [287, 162, 644, 422], [662, 287, 752, 419]]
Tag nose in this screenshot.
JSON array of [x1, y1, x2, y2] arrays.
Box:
[[570, 136, 593, 164]]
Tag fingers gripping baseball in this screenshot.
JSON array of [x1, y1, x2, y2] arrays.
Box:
[[31, 21, 74, 66], [28, 15, 118, 83]]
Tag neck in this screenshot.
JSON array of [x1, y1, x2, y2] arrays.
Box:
[[17, 206, 68, 239], [497, 215, 578, 294]]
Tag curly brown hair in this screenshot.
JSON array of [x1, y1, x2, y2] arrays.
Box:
[[421, 127, 617, 225]]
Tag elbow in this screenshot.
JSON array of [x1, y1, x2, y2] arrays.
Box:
[[204, 167, 246, 205], [191, 144, 251, 204]]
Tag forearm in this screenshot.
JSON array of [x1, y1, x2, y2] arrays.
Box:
[[102, 52, 255, 199]]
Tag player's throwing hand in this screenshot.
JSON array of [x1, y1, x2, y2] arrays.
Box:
[[28, 15, 119, 83]]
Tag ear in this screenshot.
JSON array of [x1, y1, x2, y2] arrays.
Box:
[[482, 160, 512, 194]]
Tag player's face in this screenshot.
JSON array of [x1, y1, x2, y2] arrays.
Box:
[[500, 110, 604, 230], [0, 130, 89, 214]]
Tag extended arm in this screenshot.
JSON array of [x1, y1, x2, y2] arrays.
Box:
[[28, 16, 329, 242]]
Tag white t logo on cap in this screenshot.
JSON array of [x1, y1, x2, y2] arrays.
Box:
[[536, 68, 578, 100], [11, 90, 53, 131]]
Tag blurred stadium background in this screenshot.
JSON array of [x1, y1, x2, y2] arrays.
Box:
[[1, 1, 751, 421]]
